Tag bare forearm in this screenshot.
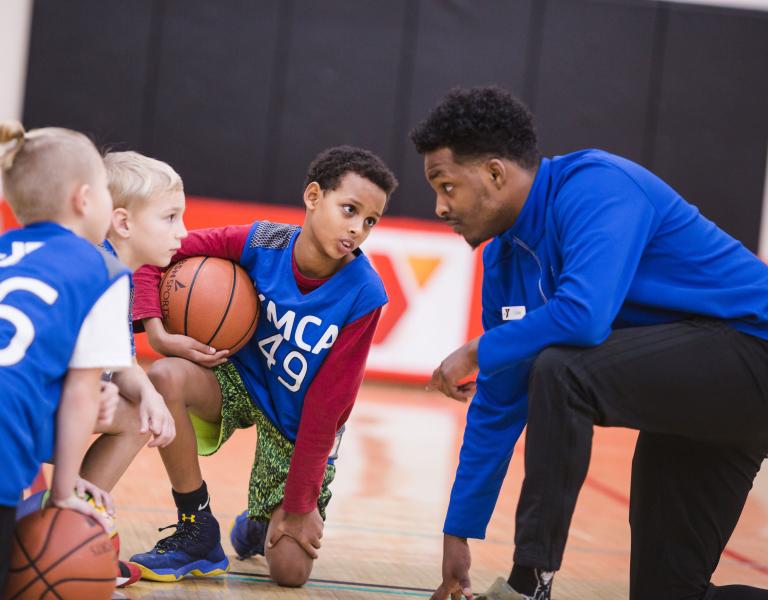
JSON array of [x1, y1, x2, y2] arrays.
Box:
[[52, 369, 102, 502], [111, 361, 154, 404]]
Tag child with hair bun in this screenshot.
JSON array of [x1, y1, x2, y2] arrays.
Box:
[[0, 121, 132, 592]]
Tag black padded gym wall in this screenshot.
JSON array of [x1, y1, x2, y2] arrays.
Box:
[[260, 0, 408, 205], [649, 2, 768, 251], [147, 1, 282, 203], [22, 0, 768, 250], [392, 0, 534, 219], [532, 0, 659, 163], [23, 1, 155, 152]]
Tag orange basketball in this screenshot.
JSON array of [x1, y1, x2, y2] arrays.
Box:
[[3, 508, 116, 600], [159, 256, 260, 354]]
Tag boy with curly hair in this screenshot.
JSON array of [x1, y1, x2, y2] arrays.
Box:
[[129, 145, 397, 587]]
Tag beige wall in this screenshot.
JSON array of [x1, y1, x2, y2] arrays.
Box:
[[0, 0, 33, 122]]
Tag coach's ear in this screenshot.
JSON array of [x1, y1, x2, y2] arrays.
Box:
[[110, 208, 130, 238], [303, 181, 322, 211], [487, 158, 507, 190]]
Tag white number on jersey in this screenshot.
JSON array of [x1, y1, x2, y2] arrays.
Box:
[[258, 333, 309, 393], [0, 276, 58, 366]]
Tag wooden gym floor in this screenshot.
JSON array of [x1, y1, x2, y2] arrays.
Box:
[[110, 380, 768, 599]]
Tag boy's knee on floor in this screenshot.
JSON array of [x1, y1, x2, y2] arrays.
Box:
[[266, 536, 313, 587]]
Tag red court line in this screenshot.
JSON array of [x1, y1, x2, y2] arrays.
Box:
[[583, 477, 768, 577]]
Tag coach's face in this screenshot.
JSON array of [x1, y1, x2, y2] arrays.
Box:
[[424, 148, 529, 248]]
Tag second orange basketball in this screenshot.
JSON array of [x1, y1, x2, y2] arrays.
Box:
[[159, 256, 260, 354]]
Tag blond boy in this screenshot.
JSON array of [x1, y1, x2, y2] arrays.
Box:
[[80, 151, 188, 491]]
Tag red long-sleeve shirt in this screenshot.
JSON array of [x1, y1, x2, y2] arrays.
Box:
[[133, 224, 380, 513]]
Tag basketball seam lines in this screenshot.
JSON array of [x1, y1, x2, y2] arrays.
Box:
[[9, 510, 62, 600], [205, 260, 237, 346], [14, 529, 108, 600], [10, 535, 55, 600], [184, 256, 209, 337], [11, 508, 60, 567], [230, 302, 259, 352]]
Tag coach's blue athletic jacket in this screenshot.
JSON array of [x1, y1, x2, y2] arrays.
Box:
[[445, 149, 768, 539]]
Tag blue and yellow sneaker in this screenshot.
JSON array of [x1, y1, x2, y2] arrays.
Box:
[[130, 511, 230, 582], [229, 510, 268, 559]]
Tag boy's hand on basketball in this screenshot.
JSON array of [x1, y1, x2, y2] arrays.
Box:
[[139, 388, 176, 448], [267, 506, 323, 559], [153, 330, 229, 367], [73, 477, 115, 516], [48, 491, 112, 533], [430, 534, 473, 600], [96, 381, 120, 427], [427, 338, 479, 402]]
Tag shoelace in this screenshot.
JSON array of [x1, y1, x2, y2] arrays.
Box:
[[154, 519, 201, 552]]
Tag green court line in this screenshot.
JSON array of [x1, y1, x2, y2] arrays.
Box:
[[226, 573, 431, 597]]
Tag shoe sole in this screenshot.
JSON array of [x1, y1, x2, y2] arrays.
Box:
[[134, 557, 231, 582]]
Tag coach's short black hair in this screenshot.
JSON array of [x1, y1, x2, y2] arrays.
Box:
[[410, 86, 539, 169], [304, 145, 398, 197]]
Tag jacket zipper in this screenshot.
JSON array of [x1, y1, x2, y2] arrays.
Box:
[[512, 236, 549, 304]]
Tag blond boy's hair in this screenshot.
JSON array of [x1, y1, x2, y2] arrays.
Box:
[[0, 120, 102, 225], [103, 151, 183, 211]]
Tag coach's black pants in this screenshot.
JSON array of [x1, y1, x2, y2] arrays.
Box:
[[512, 319, 768, 599]]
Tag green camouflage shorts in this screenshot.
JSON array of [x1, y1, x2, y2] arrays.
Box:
[[189, 362, 336, 522]]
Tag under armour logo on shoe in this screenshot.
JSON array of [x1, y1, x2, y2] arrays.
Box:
[[181, 513, 196, 523]]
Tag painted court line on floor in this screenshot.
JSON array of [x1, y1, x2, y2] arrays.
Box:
[[584, 476, 768, 577], [229, 571, 433, 597]]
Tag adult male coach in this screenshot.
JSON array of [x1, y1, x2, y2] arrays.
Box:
[[411, 86, 768, 600]]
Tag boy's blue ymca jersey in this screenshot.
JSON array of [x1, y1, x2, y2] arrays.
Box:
[[230, 221, 387, 442], [446, 149, 768, 538], [0, 222, 128, 506]]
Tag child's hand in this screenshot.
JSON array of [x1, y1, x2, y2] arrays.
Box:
[[157, 332, 229, 367], [97, 381, 120, 428], [145, 318, 229, 367], [73, 477, 115, 516], [267, 506, 323, 559], [48, 482, 113, 532], [139, 388, 176, 448]]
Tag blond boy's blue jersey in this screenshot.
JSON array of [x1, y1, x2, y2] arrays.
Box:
[[230, 221, 387, 441], [0, 222, 128, 505]]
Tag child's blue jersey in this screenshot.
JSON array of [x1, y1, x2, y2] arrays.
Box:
[[230, 221, 387, 441], [0, 222, 128, 505]]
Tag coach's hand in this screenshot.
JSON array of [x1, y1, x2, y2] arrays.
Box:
[[427, 338, 479, 402], [431, 534, 473, 600], [144, 317, 229, 367], [267, 506, 323, 559], [139, 388, 176, 448], [97, 381, 120, 427]]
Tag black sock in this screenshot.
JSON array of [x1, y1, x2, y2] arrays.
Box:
[[172, 481, 211, 514], [508, 564, 537, 595]]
